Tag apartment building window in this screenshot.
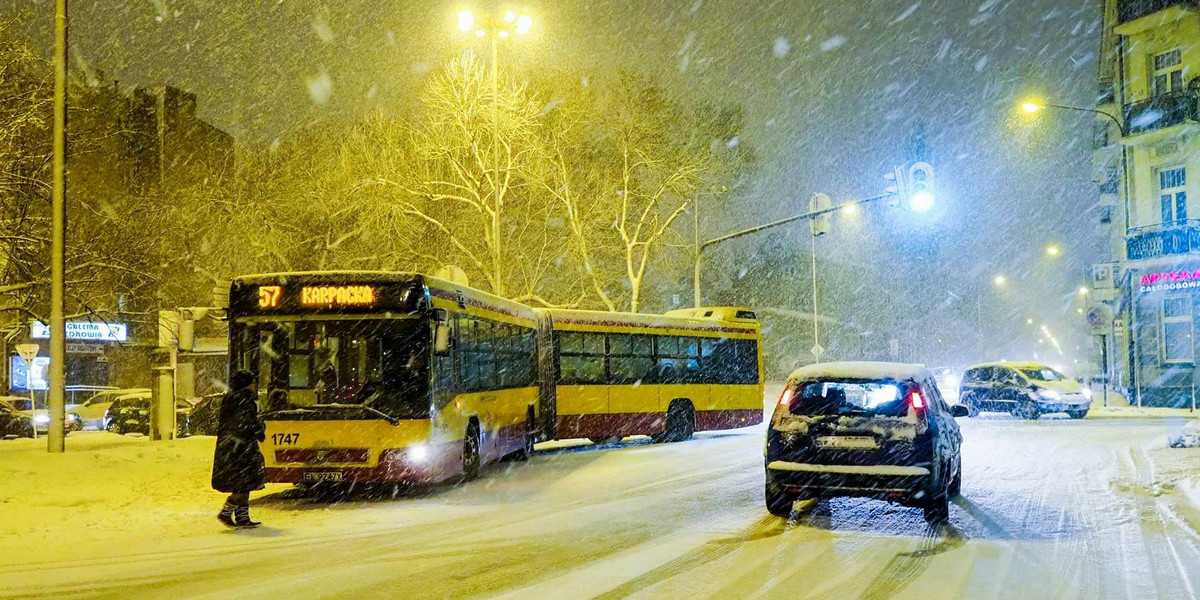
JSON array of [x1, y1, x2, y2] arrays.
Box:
[[1162, 296, 1193, 364], [1159, 166, 1187, 224], [1152, 49, 1183, 96]]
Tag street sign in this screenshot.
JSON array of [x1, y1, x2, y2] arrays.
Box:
[[1086, 303, 1114, 333], [15, 343, 38, 362]]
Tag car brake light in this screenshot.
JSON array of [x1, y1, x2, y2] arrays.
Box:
[[777, 387, 795, 407], [909, 390, 926, 410]]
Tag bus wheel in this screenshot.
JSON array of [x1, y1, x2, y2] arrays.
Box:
[[657, 401, 695, 443], [462, 423, 481, 481]]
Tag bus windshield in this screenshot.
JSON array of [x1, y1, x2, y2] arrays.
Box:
[[242, 318, 431, 419]]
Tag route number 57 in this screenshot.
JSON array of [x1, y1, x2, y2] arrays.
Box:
[[258, 286, 282, 309]]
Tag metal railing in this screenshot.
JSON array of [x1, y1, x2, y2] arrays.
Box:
[[1117, 0, 1198, 23], [1126, 220, 1200, 260], [1124, 90, 1199, 136]]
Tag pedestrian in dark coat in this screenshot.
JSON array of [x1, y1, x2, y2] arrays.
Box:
[[212, 370, 266, 528]]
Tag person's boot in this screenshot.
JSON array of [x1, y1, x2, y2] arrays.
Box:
[[217, 501, 238, 528], [234, 505, 262, 529]]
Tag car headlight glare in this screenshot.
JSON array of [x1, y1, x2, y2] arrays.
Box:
[[1038, 389, 1062, 401], [1081, 388, 1092, 399], [408, 445, 429, 463], [34, 414, 50, 425]]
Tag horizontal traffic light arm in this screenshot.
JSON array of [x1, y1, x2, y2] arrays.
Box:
[[699, 191, 897, 251]]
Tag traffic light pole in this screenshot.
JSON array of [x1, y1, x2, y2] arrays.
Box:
[[692, 190, 896, 307]]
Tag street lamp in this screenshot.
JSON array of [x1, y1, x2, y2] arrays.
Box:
[[993, 274, 1007, 287], [455, 8, 533, 296], [1045, 244, 1060, 257]]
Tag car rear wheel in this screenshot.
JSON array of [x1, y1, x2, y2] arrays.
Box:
[[765, 476, 794, 518], [1067, 409, 1089, 420], [922, 464, 951, 523], [948, 460, 962, 498]]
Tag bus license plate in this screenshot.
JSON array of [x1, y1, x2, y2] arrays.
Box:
[[303, 472, 344, 483], [816, 436, 878, 450]]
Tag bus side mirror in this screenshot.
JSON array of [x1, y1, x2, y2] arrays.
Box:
[[433, 309, 451, 356]]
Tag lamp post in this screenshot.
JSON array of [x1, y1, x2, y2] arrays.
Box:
[[457, 9, 533, 297], [1022, 98, 1135, 404]]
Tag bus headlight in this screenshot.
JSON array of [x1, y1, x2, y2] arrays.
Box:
[[407, 445, 429, 463]]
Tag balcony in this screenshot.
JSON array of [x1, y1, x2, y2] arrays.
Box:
[[1127, 221, 1200, 261], [1117, 0, 1197, 26], [1123, 90, 1198, 141]]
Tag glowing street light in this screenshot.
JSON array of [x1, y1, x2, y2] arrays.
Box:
[[1021, 101, 1042, 114], [456, 10, 475, 32], [1078, 286, 1089, 295], [993, 275, 1007, 287], [1045, 244, 1060, 256]]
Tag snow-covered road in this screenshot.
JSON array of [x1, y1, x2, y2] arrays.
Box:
[[1, 416, 1198, 599]]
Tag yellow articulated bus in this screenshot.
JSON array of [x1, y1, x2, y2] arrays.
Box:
[[228, 271, 764, 487], [544, 307, 764, 443], [229, 271, 540, 486]]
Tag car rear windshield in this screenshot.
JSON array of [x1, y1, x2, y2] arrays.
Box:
[[788, 379, 910, 417]]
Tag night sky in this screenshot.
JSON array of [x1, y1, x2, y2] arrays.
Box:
[[9, 0, 1107, 367]]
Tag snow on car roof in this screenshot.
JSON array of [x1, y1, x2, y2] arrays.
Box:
[[787, 361, 930, 383]]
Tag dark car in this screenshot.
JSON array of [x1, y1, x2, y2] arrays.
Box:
[[109, 397, 194, 436], [187, 393, 223, 435], [958, 362, 1092, 420], [765, 361, 967, 523]]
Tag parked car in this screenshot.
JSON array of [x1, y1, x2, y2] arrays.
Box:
[[0, 401, 33, 439], [108, 395, 194, 437], [187, 393, 223, 435], [958, 362, 1092, 419], [765, 361, 967, 523], [71, 388, 151, 430], [64, 385, 119, 411], [0, 396, 79, 435]]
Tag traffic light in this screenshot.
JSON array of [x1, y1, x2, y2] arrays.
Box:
[[809, 193, 832, 236], [906, 162, 935, 214]]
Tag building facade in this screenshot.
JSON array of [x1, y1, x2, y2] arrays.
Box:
[[1094, 0, 1199, 406]]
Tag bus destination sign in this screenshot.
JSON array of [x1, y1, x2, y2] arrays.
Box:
[[234, 278, 424, 317], [300, 285, 377, 307]]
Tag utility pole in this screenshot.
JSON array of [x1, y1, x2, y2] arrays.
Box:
[[48, 0, 68, 453], [490, 30, 502, 297]]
